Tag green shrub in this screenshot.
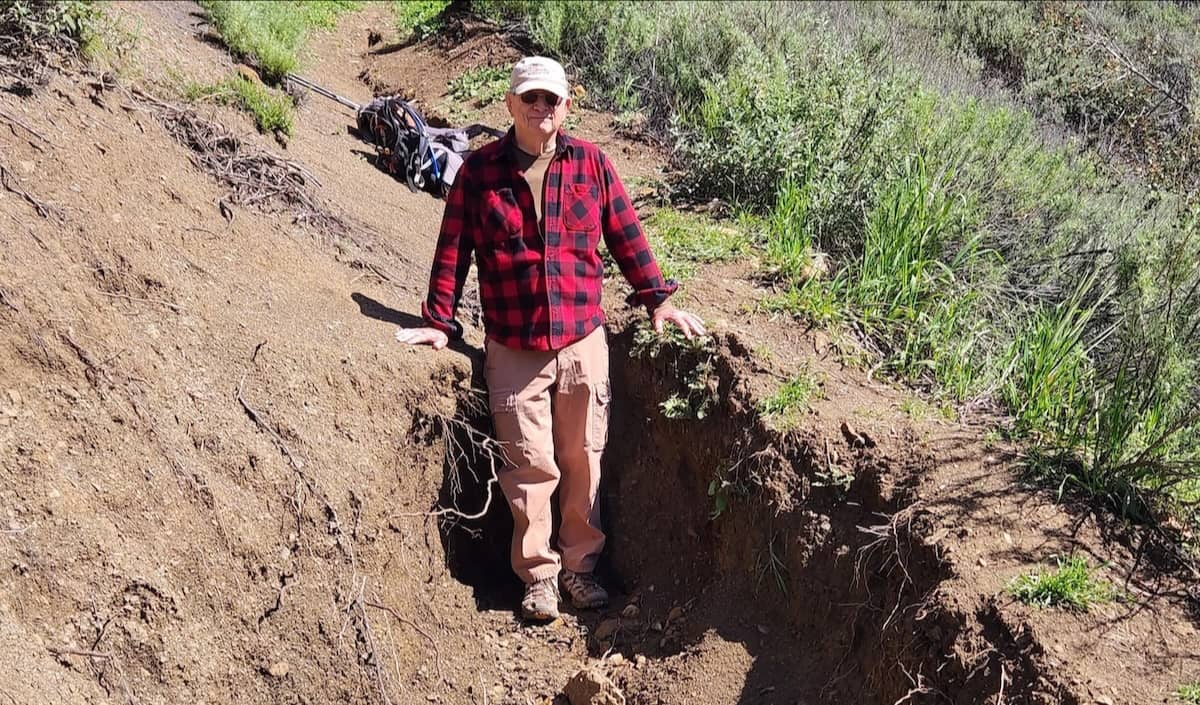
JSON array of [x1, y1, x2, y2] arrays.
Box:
[[1179, 682, 1200, 704], [394, 0, 450, 39], [482, 0, 1200, 539]]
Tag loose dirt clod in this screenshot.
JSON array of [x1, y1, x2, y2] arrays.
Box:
[[564, 666, 625, 705]]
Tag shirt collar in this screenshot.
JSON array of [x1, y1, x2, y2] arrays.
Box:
[[492, 128, 575, 162]]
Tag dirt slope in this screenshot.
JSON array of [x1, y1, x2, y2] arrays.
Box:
[[0, 3, 1196, 705]]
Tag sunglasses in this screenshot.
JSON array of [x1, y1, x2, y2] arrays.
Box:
[[518, 91, 563, 108]]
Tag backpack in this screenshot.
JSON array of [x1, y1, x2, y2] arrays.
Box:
[[356, 96, 443, 195]]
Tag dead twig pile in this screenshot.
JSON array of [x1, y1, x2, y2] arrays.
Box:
[[0, 2, 84, 93], [131, 87, 348, 237]]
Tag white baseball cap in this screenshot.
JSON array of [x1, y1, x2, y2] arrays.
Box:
[[509, 56, 570, 99]]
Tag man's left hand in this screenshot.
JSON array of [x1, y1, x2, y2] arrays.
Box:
[[652, 303, 707, 339]]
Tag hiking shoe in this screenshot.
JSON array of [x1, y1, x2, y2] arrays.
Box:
[[560, 569, 609, 609], [522, 577, 560, 621]]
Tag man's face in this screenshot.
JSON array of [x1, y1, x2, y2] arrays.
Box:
[[506, 89, 571, 142]]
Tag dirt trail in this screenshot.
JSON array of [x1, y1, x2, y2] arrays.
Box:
[[0, 3, 1197, 705]]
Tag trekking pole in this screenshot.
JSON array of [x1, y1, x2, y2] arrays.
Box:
[[285, 73, 361, 112]]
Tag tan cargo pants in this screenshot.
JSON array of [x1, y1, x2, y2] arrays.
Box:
[[484, 326, 610, 583]]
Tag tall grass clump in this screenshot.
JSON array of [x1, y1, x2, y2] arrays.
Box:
[[199, 1, 358, 80], [1007, 555, 1116, 612], [479, 0, 1200, 539]]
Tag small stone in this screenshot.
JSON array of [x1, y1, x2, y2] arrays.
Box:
[[634, 655, 647, 668], [267, 661, 289, 678], [564, 666, 625, 705], [666, 606, 684, 622], [1094, 697, 1114, 705], [620, 604, 640, 619], [607, 653, 625, 666], [650, 622, 663, 633], [593, 619, 620, 642], [978, 557, 989, 567]]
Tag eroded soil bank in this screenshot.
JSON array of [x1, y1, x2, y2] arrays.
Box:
[[0, 3, 1197, 705]]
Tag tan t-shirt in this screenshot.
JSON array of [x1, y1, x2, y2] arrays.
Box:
[[514, 147, 554, 230]]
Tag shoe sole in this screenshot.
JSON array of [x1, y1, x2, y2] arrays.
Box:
[[522, 607, 559, 621]]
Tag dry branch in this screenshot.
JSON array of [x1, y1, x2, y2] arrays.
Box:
[[47, 646, 136, 704], [0, 107, 52, 145], [0, 162, 58, 218], [96, 289, 184, 312], [0, 286, 18, 312], [237, 372, 304, 470]]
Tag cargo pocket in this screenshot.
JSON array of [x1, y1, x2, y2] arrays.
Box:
[[487, 389, 523, 469], [587, 379, 612, 451]]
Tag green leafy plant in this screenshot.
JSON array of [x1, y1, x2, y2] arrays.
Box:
[[707, 475, 749, 520], [1178, 682, 1200, 704], [631, 319, 717, 420], [447, 65, 509, 107], [1007, 556, 1117, 611], [394, 0, 450, 39]]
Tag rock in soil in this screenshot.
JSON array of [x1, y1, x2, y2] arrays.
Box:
[[564, 666, 625, 705]]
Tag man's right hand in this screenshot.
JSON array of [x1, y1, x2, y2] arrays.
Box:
[[395, 326, 449, 350]]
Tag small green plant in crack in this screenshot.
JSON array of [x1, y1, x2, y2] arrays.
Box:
[[813, 464, 854, 495], [758, 365, 824, 427], [1177, 682, 1200, 704], [1007, 556, 1118, 612], [447, 65, 509, 107], [631, 320, 717, 420], [707, 476, 748, 520]]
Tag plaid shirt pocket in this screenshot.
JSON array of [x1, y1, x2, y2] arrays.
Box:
[[482, 188, 524, 239], [564, 183, 601, 232]]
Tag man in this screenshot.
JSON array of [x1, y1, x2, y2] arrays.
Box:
[[395, 56, 705, 620]]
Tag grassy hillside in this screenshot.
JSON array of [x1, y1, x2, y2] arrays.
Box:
[[472, 0, 1200, 540]]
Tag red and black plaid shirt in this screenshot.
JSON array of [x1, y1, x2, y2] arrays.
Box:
[[421, 130, 677, 351]]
